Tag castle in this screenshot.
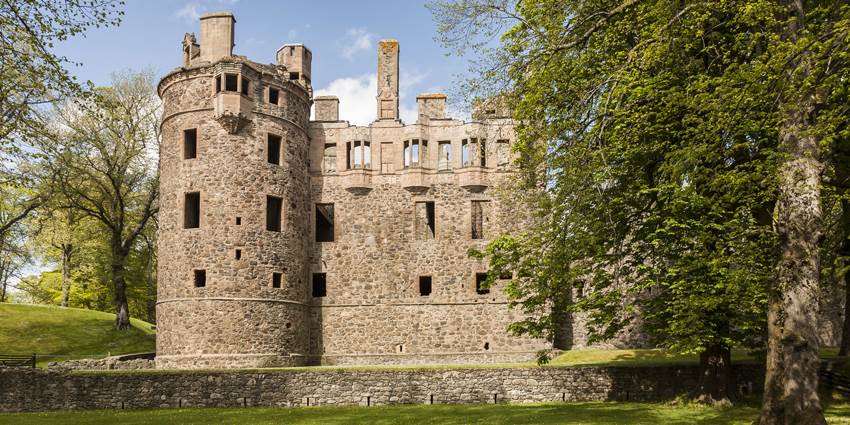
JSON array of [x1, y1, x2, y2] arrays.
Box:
[[155, 12, 550, 369]]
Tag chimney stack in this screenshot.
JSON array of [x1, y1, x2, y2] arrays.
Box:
[[376, 40, 399, 120], [199, 12, 235, 62]]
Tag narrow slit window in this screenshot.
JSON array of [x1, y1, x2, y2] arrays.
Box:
[[267, 134, 281, 165], [346, 142, 352, 170], [403, 140, 410, 168], [184, 192, 200, 229], [471, 200, 488, 239], [268, 87, 279, 105], [215, 76, 221, 93], [312, 273, 327, 297], [479, 139, 486, 167], [225, 74, 238, 91], [315, 203, 334, 242], [363, 141, 371, 169], [235, 249, 242, 260], [241, 78, 250, 96], [419, 276, 432, 296], [323, 144, 337, 173], [461, 139, 470, 167], [183, 129, 197, 159], [194, 269, 206, 288], [438, 141, 451, 170], [476, 272, 490, 295], [415, 201, 435, 239], [272, 272, 282, 288], [266, 196, 282, 232]]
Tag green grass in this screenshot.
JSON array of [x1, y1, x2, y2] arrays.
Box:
[[0, 303, 155, 366], [1, 402, 848, 425]]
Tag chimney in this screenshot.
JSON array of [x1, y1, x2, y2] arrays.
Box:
[[314, 96, 339, 121], [199, 12, 235, 62], [416, 94, 447, 121], [376, 39, 399, 120]]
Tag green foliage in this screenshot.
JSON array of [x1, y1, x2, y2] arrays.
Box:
[[433, 0, 850, 360]]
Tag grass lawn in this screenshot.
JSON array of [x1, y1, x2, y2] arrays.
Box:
[[1, 402, 848, 425], [0, 303, 155, 366]]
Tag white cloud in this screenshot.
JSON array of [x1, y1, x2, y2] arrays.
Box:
[[340, 28, 375, 60], [313, 69, 430, 126], [314, 74, 377, 126], [175, 2, 202, 24]]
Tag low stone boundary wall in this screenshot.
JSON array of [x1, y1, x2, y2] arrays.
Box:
[[48, 352, 156, 371], [0, 364, 764, 412]]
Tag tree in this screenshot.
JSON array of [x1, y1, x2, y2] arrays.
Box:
[[0, 0, 123, 239], [432, 0, 850, 420], [42, 70, 159, 330]]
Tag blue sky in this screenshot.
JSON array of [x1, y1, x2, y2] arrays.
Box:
[[54, 0, 474, 125]]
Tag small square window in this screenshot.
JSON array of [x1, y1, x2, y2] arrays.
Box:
[[272, 272, 282, 288], [312, 273, 327, 297], [290, 72, 299, 80], [419, 276, 432, 296], [194, 269, 206, 288], [475, 272, 490, 295], [269, 87, 279, 105]]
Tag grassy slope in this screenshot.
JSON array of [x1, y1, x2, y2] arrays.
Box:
[[1, 403, 848, 425], [0, 303, 155, 365]]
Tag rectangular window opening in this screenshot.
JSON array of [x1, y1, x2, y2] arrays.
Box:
[[272, 272, 282, 288], [266, 196, 282, 232], [184, 192, 200, 229], [241, 78, 250, 96], [312, 273, 327, 297], [290, 72, 300, 80], [471, 200, 487, 239], [415, 201, 435, 239], [315, 203, 334, 242], [267, 134, 281, 165], [479, 139, 487, 167], [438, 141, 451, 170], [215, 76, 222, 93], [323, 143, 337, 173], [476, 272, 490, 295], [194, 269, 206, 288], [225, 74, 238, 91], [419, 276, 432, 296], [461, 139, 470, 167], [183, 129, 197, 159], [235, 249, 242, 260], [268, 87, 279, 105], [235, 216, 242, 225]]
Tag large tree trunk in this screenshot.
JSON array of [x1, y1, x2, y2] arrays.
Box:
[[145, 243, 155, 324], [111, 239, 131, 331], [693, 344, 732, 405], [60, 243, 73, 307]]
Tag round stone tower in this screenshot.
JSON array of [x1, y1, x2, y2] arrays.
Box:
[[155, 12, 313, 368]]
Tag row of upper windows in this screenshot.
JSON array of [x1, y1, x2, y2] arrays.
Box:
[[183, 196, 490, 241], [213, 73, 297, 105], [192, 269, 502, 298], [326, 138, 511, 173], [182, 131, 510, 175]]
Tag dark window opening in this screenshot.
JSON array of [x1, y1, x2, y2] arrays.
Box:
[[476, 272, 490, 295], [184, 192, 200, 229], [315, 204, 334, 242], [268, 87, 279, 105], [267, 134, 281, 165], [194, 269, 206, 288], [419, 276, 432, 296], [479, 140, 486, 167], [225, 74, 238, 91], [183, 129, 197, 159], [235, 217, 241, 225], [272, 272, 282, 288], [215, 76, 221, 93], [266, 196, 282, 232], [485, 109, 496, 115], [235, 249, 242, 260], [240, 78, 250, 96], [415, 201, 435, 239], [312, 273, 327, 297], [290, 72, 299, 80], [285, 322, 291, 329], [484, 342, 490, 350]]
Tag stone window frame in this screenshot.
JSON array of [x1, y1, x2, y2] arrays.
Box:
[[183, 191, 201, 229], [403, 139, 427, 168], [475, 272, 490, 295], [461, 138, 485, 168], [322, 143, 337, 174], [314, 203, 335, 242], [414, 199, 436, 240], [418, 275, 433, 297], [265, 195, 284, 232], [470, 199, 490, 240], [267, 86, 280, 106], [495, 139, 510, 170], [345, 140, 371, 170], [183, 128, 198, 160], [214, 72, 252, 98], [437, 140, 451, 171]]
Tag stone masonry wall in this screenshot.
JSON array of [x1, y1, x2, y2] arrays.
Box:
[[0, 364, 765, 413]]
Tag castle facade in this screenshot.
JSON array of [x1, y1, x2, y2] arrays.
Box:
[[156, 12, 549, 369]]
